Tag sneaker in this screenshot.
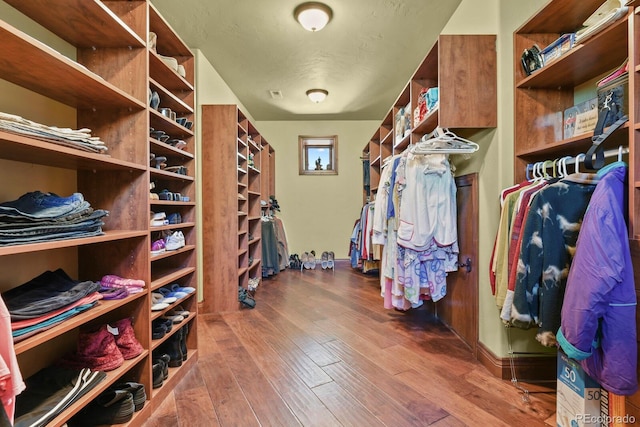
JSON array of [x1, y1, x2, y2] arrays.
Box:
[[165, 231, 185, 251], [151, 238, 166, 255], [150, 212, 168, 227]]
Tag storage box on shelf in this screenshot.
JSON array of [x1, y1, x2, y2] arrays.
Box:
[[201, 105, 275, 314], [363, 34, 497, 201], [514, 0, 639, 419]]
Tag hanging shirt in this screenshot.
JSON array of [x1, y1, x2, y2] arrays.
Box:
[[557, 162, 637, 395], [396, 153, 457, 251]]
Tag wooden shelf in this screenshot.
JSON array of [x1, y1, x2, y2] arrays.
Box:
[[0, 21, 144, 110], [150, 109, 194, 138], [0, 131, 146, 171], [149, 222, 196, 232], [150, 139, 194, 160], [0, 230, 147, 257], [149, 77, 194, 114], [150, 244, 196, 261], [151, 266, 197, 290], [516, 18, 628, 89], [15, 292, 147, 354], [150, 168, 195, 181], [149, 51, 193, 92], [4, 0, 145, 48]]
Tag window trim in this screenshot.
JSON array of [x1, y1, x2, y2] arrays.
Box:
[[298, 135, 338, 175]]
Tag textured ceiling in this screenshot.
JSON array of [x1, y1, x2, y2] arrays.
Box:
[[151, 0, 462, 121]]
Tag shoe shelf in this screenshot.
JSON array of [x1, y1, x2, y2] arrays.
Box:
[[150, 266, 196, 290], [148, 1, 198, 414], [150, 168, 195, 181], [150, 244, 196, 261], [148, 51, 193, 92], [150, 200, 196, 207], [43, 353, 149, 427], [150, 222, 196, 232], [0, 21, 145, 110], [150, 139, 194, 160], [14, 291, 148, 355], [0, 1, 199, 425], [150, 110, 194, 139], [149, 78, 194, 115]]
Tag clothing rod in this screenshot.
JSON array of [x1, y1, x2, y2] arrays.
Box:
[[530, 146, 628, 170], [562, 146, 629, 166]]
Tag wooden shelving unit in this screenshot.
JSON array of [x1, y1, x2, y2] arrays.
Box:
[[514, 0, 639, 419], [0, 1, 197, 425], [362, 34, 497, 202], [201, 105, 276, 314]]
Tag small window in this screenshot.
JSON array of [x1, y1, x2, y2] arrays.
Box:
[[298, 135, 338, 175]]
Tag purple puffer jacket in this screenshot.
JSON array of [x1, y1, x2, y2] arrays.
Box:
[[557, 162, 638, 395]]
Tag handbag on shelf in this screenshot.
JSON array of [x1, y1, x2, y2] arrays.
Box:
[[593, 72, 628, 137]]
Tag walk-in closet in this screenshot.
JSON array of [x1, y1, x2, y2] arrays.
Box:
[[0, 0, 638, 426]]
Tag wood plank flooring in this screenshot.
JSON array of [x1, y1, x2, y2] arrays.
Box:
[[142, 261, 556, 427]]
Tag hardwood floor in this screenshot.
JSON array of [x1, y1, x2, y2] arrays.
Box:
[[142, 261, 556, 427]]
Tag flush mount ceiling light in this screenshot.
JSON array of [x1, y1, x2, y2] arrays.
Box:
[[306, 89, 328, 103], [294, 2, 333, 32]]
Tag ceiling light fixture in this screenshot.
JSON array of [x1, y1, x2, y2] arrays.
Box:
[[306, 89, 328, 103], [294, 2, 333, 32]]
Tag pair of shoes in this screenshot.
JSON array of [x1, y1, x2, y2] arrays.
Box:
[[106, 382, 146, 412], [289, 254, 302, 269], [238, 286, 256, 308], [158, 326, 187, 367], [165, 231, 185, 251], [302, 250, 316, 270], [152, 353, 170, 388], [69, 388, 136, 425], [151, 238, 166, 255], [248, 277, 260, 292], [59, 318, 143, 372], [152, 317, 173, 339]]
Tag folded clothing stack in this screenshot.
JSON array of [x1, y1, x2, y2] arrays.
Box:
[[3, 268, 102, 342], [0, 191, 108, 246], [0, 112, 108, 153]]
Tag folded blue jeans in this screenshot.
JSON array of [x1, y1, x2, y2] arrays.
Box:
[[0, 191, 87, 220]]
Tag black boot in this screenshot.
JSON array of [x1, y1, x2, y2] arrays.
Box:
[[161, 329, 183, 367]]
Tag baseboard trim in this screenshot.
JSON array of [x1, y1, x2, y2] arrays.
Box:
[[477, 342, 556, 381]]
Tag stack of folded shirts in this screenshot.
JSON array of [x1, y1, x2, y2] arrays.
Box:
[[0, 112, 108, 154], [3, 269, 102, 342], [0, 191, 108, 246]]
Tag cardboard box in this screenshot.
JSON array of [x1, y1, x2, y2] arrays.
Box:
[[557, 350, 603, 427]]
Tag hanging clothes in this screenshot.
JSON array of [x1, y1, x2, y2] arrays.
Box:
[[370, 150, 459, 309], [510, 172, 599, 345], [557, 162, 637, 395]]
